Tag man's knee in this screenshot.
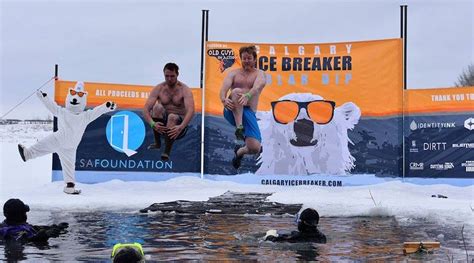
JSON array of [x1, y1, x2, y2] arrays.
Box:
[[167, 113, 180, 124], [152, 103, 165, 118], [246, 142, 261, 154], [230, 88, 243, 100]]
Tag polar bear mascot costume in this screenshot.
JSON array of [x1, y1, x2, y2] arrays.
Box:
[[256, 93, 360, 176], [18, 81, 117, 194]]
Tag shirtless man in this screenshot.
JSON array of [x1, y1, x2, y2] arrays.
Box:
[[219, 45, 266, 169], [143, 63, 195, 160]]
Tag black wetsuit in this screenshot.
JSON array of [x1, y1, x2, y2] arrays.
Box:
[[265, 229, 327, 243], [0, 221, 68, 243]]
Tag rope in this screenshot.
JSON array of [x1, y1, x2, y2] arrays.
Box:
[[1, 76, 56, 119]]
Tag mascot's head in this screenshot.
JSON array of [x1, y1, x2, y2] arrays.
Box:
[[65, 81, 88, 114]]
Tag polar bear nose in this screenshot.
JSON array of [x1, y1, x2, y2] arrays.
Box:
[[70, 98, 80, 105], [290, 119, 318, 147]]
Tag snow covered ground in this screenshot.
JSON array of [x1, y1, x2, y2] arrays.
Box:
[[0, 123, 473, 230]]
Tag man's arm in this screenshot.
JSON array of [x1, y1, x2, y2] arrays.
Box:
[[219, 71, 235, 110], [181, 87, 195, 127], [239, 70, 266, 105], [28, 223, 68, 243], [168, 86, 195, 140], [248, 70, 266, 97], [143, 85, 161, 127]]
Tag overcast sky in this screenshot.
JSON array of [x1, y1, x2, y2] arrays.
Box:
[[1, 0, 472, 119]]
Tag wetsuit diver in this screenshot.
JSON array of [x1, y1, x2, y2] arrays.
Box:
[[111, 242, 145, 263], [0, 198, 68, 243], [264, 208, 327, 243]]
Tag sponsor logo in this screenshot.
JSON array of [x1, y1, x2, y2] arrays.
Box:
[[429, 162, 454, 171], [423, 142, 447, 151], [106, 111, 146, 157], [409, 140, 419, 153], [409, 120, 456, 131], [409, 162, 424, 170], [207, 48, 235, 72], [464, 118, 474, 131], [461, 161, 474, 172], [452, 143, 474, 149]]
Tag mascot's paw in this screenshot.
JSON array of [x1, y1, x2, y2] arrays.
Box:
[[106, 101, 117, 110], [63, 186, 81, 195], [18, 144, 26, 162], [36, 90, 47, 98]]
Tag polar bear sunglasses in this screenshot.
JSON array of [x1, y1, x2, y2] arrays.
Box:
[[69, 89, 86, 97], [271, 100, 336, 125]]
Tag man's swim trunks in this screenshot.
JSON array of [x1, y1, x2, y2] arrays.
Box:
[[153, 111, 188, 140], [223, 106, 262, 142]]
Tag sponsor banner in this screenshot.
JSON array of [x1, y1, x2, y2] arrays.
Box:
[[405, 86, 474, 114], [205, 171, 473, 187], [404, 87, 474, 178], [52, 80, 202, 182], [54, 80, 202, 110], [405, 113, 474, 178], [204, 39, 403, 180], [205, 39, 403, 117], [206, 173, 403, 187], [405, 88, 473, 179], [204, 115, 403, 177]]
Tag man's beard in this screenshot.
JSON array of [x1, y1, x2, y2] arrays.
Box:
[[243, 64, 254, 70]]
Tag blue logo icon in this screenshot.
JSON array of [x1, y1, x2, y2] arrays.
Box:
[[106, 111, 145, 157]]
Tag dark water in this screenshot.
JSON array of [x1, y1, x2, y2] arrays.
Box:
[[1, 210, 472, 262]]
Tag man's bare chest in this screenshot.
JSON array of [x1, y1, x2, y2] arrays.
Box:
[[159, 90, 184, 105], [234, 73, 257, 89]]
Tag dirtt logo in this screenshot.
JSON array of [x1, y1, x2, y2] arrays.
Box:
[[465, 118, 474, 130], [208, 48, 235, 72]]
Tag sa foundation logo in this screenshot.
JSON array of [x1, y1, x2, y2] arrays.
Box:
[[208, 48, 235, 72], [464, 118, 474, 130], [106, 111, 145, 157]]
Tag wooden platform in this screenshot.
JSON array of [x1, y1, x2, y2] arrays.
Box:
[[139, 191, 302, 215], [403, 241, 440, 254]]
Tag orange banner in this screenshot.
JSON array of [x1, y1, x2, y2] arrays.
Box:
[[405, 86, 474, 114], [54, 80, 202, 111], [205, 39, 403, 117]]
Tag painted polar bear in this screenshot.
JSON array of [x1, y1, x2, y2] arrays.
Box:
[[256, 93, 360, 175], [18, 81, 117, 194]]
